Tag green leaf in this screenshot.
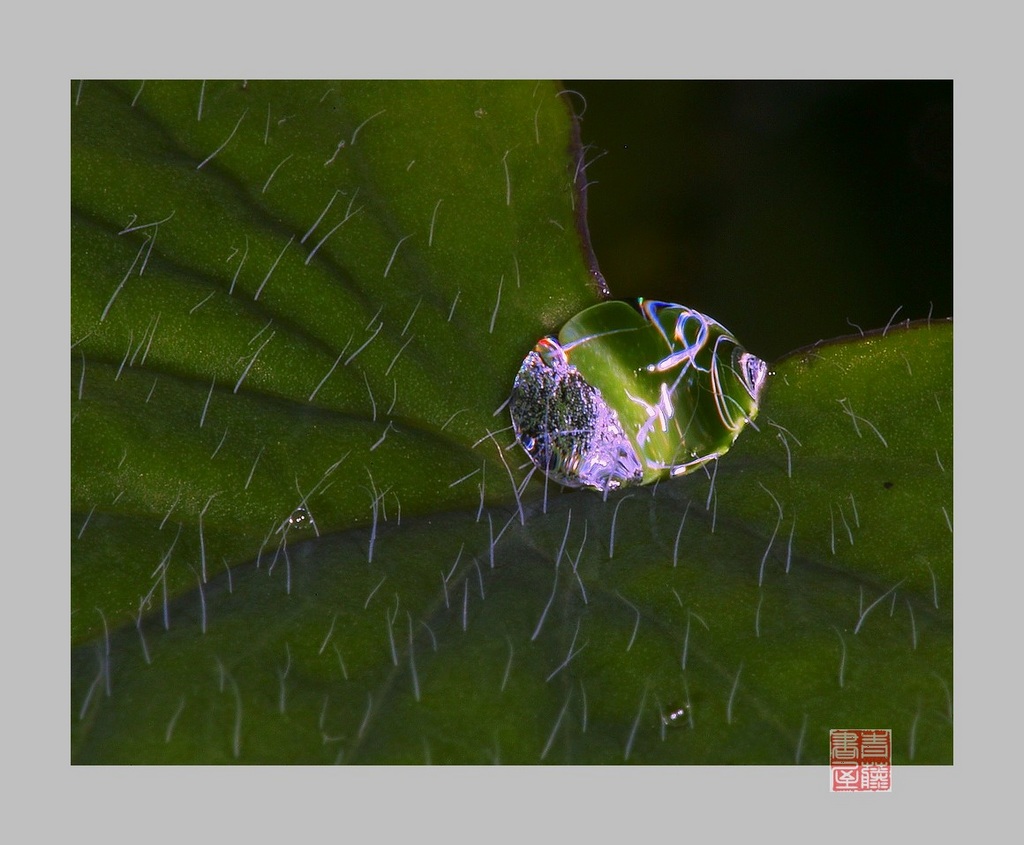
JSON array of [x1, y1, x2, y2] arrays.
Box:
[[72, 80, 598, 644], [72, 81, 951, 764]]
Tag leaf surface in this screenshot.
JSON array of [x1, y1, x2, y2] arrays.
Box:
[[71, 81, 951, 764]]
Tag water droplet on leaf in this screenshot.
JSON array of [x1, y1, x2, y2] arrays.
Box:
[[285, 505, 311, 531], [662, 705, 689, 727], [510, 299, 768, 492]]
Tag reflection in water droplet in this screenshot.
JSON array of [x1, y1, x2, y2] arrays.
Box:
[[510, 334, 643, 492], [662, 705, 688, 727]]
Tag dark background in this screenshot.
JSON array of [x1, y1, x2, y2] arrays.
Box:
[[565, 81, 953, 362]]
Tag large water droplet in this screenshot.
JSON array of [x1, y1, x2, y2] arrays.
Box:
[[510, 299, 768, 491]]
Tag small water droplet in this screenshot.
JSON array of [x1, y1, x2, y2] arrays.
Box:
[[286, 505, 311, 530], [662, 705, 688, 727]]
